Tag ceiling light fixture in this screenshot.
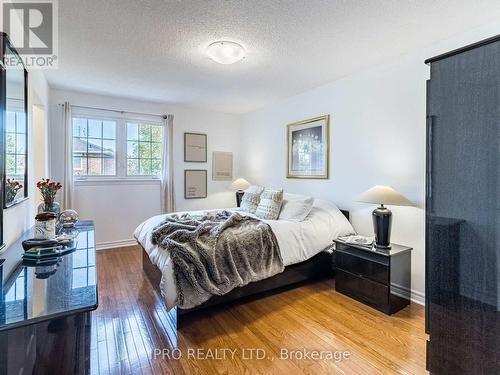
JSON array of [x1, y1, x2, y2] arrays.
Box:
[[206, 41, 246, 65]]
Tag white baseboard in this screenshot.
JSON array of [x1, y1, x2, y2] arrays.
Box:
[[96, 239, 137, 251], [391, 283, 425, 306], [411, 289, 425, 306]]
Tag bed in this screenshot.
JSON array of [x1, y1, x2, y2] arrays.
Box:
[[134, 198, 354, 324]]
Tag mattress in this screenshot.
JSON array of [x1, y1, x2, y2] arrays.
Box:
[[134, 199, 355, 310]]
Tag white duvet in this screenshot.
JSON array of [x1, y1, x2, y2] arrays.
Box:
[[133, 199, 355, 310]]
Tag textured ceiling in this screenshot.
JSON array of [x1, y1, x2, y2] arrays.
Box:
[[45, 0, 500, 113]]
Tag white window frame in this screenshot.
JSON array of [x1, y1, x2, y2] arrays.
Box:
[[72, 108, 163, 182]]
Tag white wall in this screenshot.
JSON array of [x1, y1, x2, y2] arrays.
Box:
[[49, 89, 241, 247], [239, 22, 500, 303], [4, 70, 50, 248]]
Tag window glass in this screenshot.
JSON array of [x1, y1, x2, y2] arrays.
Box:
[[72, 118, 117, 176], [126, 123, 163, 176]]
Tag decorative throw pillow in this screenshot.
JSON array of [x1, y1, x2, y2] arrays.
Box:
[[239, 187, 264, 214], [240, 192, 261, 214], [255, 189, 284, 220], [279, 193, 314, 221]]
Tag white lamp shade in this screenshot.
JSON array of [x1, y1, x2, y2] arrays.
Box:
[[229, 178, 251, 191], [358, 185, 413, 207]]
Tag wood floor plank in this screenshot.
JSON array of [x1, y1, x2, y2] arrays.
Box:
[[92, 246, 427, 375]]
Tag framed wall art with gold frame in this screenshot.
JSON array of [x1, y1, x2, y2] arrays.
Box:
[[286, 115, 329, 179]]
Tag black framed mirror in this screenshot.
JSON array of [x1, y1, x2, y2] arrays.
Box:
[[2, 34, 28, 209]]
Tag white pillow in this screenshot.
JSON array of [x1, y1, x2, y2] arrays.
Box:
[[279, 193, 314, 221], [313, 198, 356, 237]]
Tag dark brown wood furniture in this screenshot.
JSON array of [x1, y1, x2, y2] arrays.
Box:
[[142, 210, 349, 325], [333, 239, 412, 315], [0, 221, 98, 375]]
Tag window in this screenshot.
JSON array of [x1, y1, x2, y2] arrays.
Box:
[[126, 122, 163, 176], [72, 113, 163, 179], [6, 109, 26, 179], [73, 117, 117, 176]]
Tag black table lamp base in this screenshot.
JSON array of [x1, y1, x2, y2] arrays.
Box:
[[372, 205, 392, 249], [236, 191, 244, 207]]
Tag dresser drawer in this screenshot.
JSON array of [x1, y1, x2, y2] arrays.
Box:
[[336, 249, 389, 285], [335, 269, 389, 308]]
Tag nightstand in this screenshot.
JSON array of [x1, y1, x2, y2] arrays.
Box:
[[333, 239, 412, 315]]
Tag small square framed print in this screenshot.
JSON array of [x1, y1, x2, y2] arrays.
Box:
[[184, 170, 207, 199], [184, 132, 207, 162], [212, 151, 233, 181]]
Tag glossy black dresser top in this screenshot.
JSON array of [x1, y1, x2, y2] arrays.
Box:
[[0, 221, 98, 331]]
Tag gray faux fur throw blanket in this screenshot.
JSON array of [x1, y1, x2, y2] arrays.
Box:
[[151, 210, 284, 309]]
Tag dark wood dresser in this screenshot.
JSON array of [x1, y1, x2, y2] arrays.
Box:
[[0, 221, 98, 375], [333, 239, 412, 315]]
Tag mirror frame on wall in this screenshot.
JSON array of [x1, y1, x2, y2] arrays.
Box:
[[0, 33, 5, 249], [2, 33, 28, 210]]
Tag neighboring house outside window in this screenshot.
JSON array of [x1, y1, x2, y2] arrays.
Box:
[[71, 111, 162, 179]]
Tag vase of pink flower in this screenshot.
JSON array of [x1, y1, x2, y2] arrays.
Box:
[[5, 178, 23, 205], [36, 179, 63, 215]]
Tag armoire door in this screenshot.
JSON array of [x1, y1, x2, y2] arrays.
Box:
[[426, 40, 500, 374]]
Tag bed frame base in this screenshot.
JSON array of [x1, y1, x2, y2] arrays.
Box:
[[142, 248, 333, 327]]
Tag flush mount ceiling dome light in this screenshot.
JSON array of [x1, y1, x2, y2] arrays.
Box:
[[206, 41, 246, 64]]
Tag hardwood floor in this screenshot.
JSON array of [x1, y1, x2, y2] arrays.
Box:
[[93, 246, 427, 375]]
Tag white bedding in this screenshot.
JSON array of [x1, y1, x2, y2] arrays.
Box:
[[134, 199, 355, 310]]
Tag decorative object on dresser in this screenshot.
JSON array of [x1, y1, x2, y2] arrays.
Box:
[[36, 178, 63, 215], [58, 209, 79, 228], [358, 185, 413, 249], [229, 177, 251, 207], [34, 212, 57, 239], [0, 221, 97, 374], [287, 115, 329, 179], [333, 239, 412, 315], [184, 169, 207, 199], [212, 151, 233, 181], [2, 32, 28, 208], [184, 132, 207, 162]]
